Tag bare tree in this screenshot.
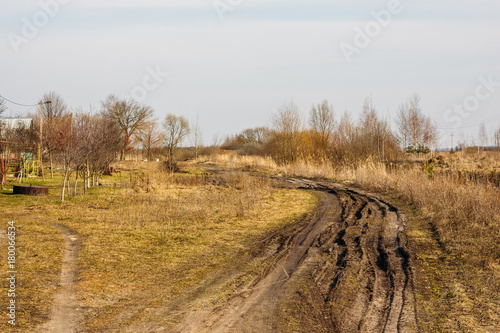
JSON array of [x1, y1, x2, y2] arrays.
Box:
[[397, 94, 437, 152], [309, 100, 335, 157], [42, 91, 68, 178], [2, 121, 38, 184], [135, 119, 164, 161], [407, 95, 423, 148], [479, 122, 487, 151], [0, 97, 6, 115], [163, 114, 190, 161], [66, 112, 122, 197], [239, 127, 270, 144], [396, 103, 409, 149], [338, 111, 354, 144], [190, 115, 203, 160], [102, 95, 154, 160], [86, 115, 122, 187], [494, 125, 500, 151], [271, 100, 303, 163], [51, 114, 79, 202]]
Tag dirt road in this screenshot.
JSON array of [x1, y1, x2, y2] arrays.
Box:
[[177, 178, 417, 332], [39, 223, 81, 333]]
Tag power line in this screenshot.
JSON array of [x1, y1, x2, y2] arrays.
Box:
[[0, 94, 39, 107], [17, 105, 38, 117], [437, 113, 500, 130]]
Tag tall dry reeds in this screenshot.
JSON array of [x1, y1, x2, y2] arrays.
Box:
[[206, 152, 500, 327]]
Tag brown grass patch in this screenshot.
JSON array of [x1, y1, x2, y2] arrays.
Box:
[[0, 164, 317, 332]]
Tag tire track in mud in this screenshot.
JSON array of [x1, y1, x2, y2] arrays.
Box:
[[178, 178, 417, 333]]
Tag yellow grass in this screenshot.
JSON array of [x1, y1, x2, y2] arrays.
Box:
[[0, 164, 317, 332], [204, 152, 500, 330]]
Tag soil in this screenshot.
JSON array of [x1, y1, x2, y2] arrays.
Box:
[[175, 178, 418, 332], [35, 176, 417, 332], [38, 223, 82, 333]]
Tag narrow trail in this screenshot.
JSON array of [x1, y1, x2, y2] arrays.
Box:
[[39, 223, 81, 333], [178, 178, 417, 333]]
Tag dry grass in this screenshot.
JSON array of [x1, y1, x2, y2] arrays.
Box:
[[204, 153, 356, 180], [355, 162, 500, 331], [205, 152, 500, 331], [0, 186, 65, 332], [0, 162, 317, 332]]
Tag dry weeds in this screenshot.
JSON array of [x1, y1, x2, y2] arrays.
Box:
[[1, 163, 317, 332], [204, 151, 500, 331]]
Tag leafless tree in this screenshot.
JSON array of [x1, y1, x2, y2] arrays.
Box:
[[190, 115, 203, 160], [86, 115, 122, 187], [51, 114, 79, 202], [479, 122, 487, 151], [135, 119, 164, 161], [2, 121, 38, 184], [338, 111, 354, 144], [396, 103, 409, 149], [239, 127, 270, 144], [163, 114, 190, 161], [102, 95, 154, 160], [397, 94, 437, 151], [494, 125, 500, 151], [0, 97, 6, 115], [60, 112, 122, 199], [309, 100, 335, 158], [271, 100, 303, 163], [42, 91, 68, 178]]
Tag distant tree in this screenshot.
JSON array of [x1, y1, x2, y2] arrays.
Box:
[[338, 111, 354, 144], [190, 115, 203, 159], [42, 91, 68, 178], [234, 127, 271, 155], [5, 121, 40, 183], [0, 97, 6, 115], [358, 97, 394, 161], [271, 100, 303, 163], [309, 100, 335, 158], [163, 114, 190, 161], [85, 115, 122, 187], [135, 119, 164, 161], [397, 94, 437, 152], [495, 125, 500, 151], [102, 95, 154, 160], [479, 122, 487, 151], [49, 114, 79, 202], [59, 112, 123, 200], [396, 103, 409, 149]]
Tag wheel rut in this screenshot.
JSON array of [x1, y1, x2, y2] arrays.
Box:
[[176, 178, 417, 332]]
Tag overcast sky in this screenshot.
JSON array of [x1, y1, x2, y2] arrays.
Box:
[[1, 0, 499, 147]]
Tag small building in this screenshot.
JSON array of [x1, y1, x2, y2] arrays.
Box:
[[0, 117, 33, 130]]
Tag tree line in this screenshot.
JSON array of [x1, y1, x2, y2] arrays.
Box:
[[222, 94, 439, 166], [0, 92, 191, 200], [2, 91, 499, 198]]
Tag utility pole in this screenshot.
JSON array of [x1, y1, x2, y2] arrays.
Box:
[[450, 132, 454, 152], [39, 100, 51, 180]]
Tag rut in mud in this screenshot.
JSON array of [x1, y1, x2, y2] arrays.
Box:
[[179, 178, 417, 333]]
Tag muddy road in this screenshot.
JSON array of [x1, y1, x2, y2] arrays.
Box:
[[177, 178, 417, 332]]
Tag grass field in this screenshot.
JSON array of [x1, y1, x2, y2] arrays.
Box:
[[205, 151, 500, 331], [0, 162, 317, 332], [1, 151, 498, 332]]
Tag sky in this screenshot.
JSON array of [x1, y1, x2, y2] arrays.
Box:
[[1, 0, 499, 148]]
